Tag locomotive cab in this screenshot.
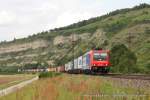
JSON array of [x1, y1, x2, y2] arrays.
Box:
[[91, 50, 110, 73]]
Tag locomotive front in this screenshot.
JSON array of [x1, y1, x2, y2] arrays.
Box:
[[91, 50, 110, 73]]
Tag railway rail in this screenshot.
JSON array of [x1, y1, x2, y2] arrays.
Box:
[[89, 73, 150, 80]]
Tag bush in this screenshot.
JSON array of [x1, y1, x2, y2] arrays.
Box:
[[0, 66, 18, 74], [39, 72, 61, 78], [110, 44, 137, 73]]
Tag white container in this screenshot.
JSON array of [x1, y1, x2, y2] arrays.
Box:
[[78, 56, 83, 69], [82, 52, 90, 70], [65, 63, 68, 71], [74, 59, 78, 69]]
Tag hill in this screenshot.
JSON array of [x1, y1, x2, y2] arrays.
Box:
[[0, 3, 150, 73]]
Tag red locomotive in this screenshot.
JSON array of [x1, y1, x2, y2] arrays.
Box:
[[65, 49, 111, 73], [89, 50, 110, 73]]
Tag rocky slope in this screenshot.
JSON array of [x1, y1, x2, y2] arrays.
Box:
[[0, 4, 149, 73]]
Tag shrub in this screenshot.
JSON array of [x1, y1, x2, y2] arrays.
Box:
[[145, 29, 150, 34], [145, 63, 150, 74], [39, 72, 61, 78], [0, 66, 18, 74], [110, 44, 137, 73]]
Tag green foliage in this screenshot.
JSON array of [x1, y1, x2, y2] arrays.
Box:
[[110, 44, 137, 73], [0, 66, 18, 74], [145, 28, 150, 34], [133, 3, 150, 10], [103, 18, 130, 37], [22, 62, 48, 70], [39, 72, 61, 78], [146, 62, 150, 70]]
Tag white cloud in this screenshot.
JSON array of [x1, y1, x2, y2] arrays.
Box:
[[0, 11, 16, 26]]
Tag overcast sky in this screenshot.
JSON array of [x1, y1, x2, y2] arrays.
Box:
[[0, 0, 150, 42]]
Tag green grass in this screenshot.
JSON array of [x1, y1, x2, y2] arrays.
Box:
[[38, 72, 61, 78]]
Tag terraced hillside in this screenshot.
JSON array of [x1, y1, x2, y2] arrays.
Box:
[[0, 4, 150, 73]]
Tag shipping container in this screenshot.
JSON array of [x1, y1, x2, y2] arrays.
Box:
[[74, 58, 78, 69], [77, 56, 82, 69], [68, 61, 73, 71], [82, 52, 91, 70]]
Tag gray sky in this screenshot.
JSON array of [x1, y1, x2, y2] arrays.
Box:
[[0, 0, 150, 42]]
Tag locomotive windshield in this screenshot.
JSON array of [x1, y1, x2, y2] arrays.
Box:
[[93, 52, 107, 61]]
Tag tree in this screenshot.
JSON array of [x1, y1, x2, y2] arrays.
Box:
[[110, 44, 137, 73]]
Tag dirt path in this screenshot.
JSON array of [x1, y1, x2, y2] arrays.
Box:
[[0, 76, 39, 97]]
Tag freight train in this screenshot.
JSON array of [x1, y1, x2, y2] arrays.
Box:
[[47, 49, 111, 74], [65, 49, 110, 73]]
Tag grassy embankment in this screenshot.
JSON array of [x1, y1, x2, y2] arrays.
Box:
[[0, 74, 36, 90], [1, 73, 150, 100]]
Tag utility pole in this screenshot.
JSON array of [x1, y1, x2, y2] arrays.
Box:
[[72, 33, 74, 70]]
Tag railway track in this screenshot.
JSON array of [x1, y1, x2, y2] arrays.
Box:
[[68, 72, 150, 80], [95, 73, 150, 80]]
